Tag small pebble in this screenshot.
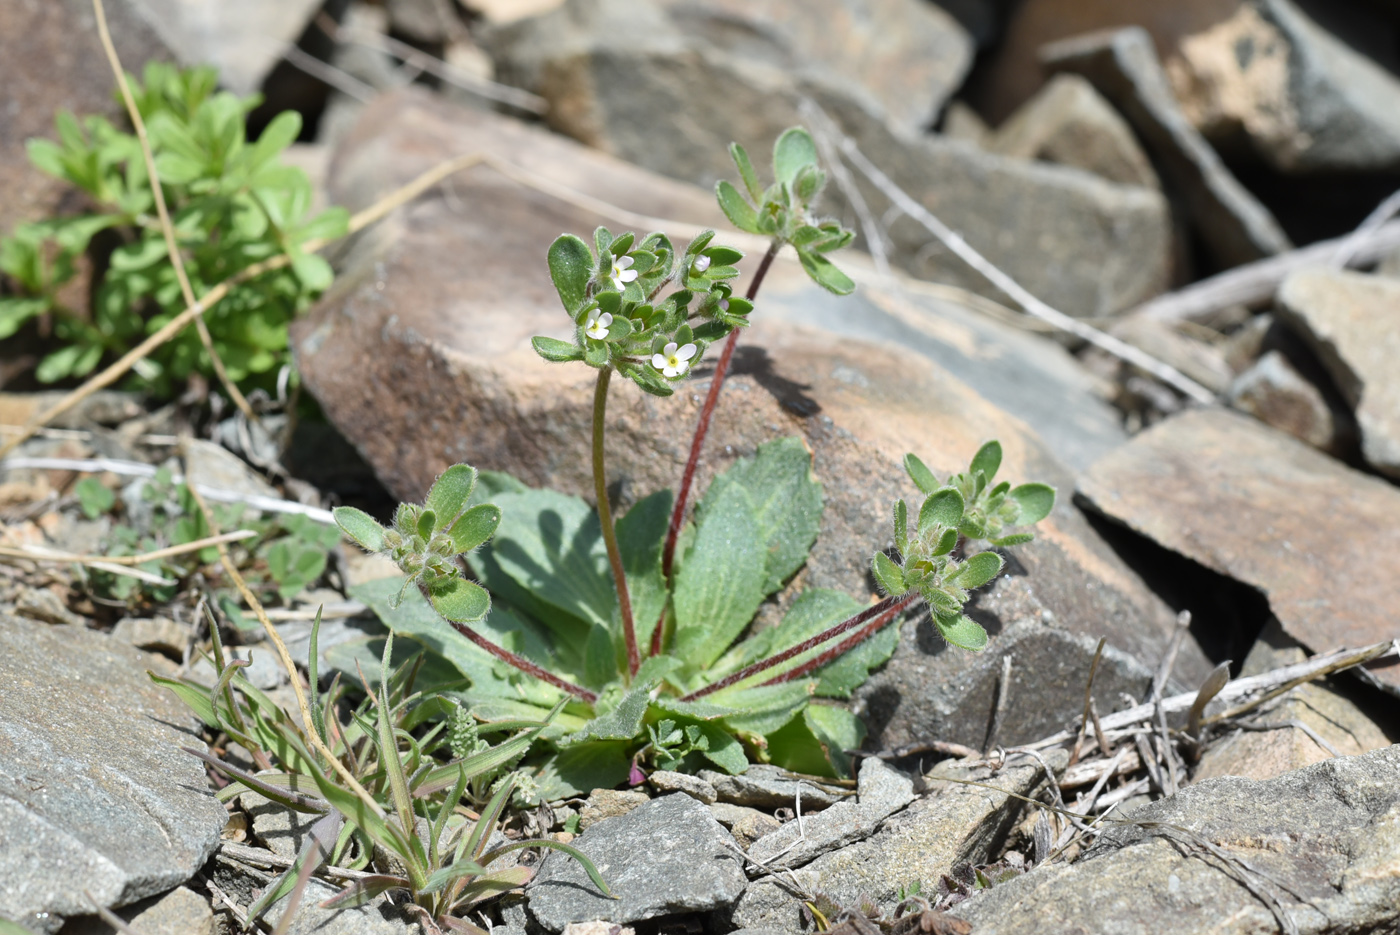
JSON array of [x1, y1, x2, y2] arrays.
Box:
[[648, 769, 718, 804]]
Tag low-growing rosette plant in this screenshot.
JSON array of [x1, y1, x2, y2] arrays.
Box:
[[335, 129, 1055, 794]]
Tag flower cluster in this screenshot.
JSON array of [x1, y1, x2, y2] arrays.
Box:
[[529, 226, 752, 396], [870, 442, 1056, 651]]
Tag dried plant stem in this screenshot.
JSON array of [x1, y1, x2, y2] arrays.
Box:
[[92, 0, 256, 423], [1068, 638, 1107, 765], [593, 367, 639, 677], [183, 476, 386, 818], [661, 240, 780, 580], [683, 592, 919, 700], [0, 529, 255, 567]]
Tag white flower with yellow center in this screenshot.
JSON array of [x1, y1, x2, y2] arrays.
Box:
[[585, 311, 613, 340], [609, 255, 638, 290], [653, 342, 697, 378]]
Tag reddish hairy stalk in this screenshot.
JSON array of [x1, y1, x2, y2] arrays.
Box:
[[681, 592, 919, 700], [648, 605, 667, 658], [757, 603, 902, 688], [660, 241, 780, 580], [594, 367, 640, 677], [448, 621, 598, 703]]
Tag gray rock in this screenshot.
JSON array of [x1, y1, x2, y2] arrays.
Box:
[[953, 746, 1400, 934], [132, 0, 328, 96], [576, 788, 650, 831], [62, 886, 214, 935], [699, 765, 846, 812], [0, 614, 227, 932], [526, 793, 748, 931], [489, 0, 972, 147], [725, 871, 820, 933], [1227, 349, 1343, 454], [267, 879, 423, 935], [111, 616, 194, 657], [181, 438, 278, 499], [238, 776, 324, 860], [1045, 26, 1292, 268], [992, 73, 1160, 189], [647, 770, 717, 804], [1171, 0, 1400, 173], [1079, 407, 1400, 695], [14, 587, 86, 627], [803, 753, 1059, 910], [387, 0, 462, 43], [745, 759, 915, 869], [1275, 268, 1400, 477], [855, 620, 1167, 756]]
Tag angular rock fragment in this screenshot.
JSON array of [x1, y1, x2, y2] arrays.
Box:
[[527, 794, 747, 931], [1045, 26, 1292, 268], [698, 764, 846, 812], [646, 770, 717, 804], [1275, 268, 1400, 477], [953, 746, 1400, 935], [0, 614, 227, 932], [487, 0, 1169, 317], [1171, 0, 1400, 173], [746, 758, 916, 869], [1226, 349, 1345, 454], [1079, 407, 1400, 691], [991, 73, 1160, 189]]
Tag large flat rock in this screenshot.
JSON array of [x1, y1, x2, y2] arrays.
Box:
[[953, 746, 1400, 934], [293, 90, 1207, 755], [0, 615, 226, 932], [1079, 407, 1400, 691], [1276, 269, 1400, 478]]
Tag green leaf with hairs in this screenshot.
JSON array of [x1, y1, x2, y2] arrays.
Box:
[[730, 142, 763, 200], [954, 551, 1003, 589], [426, 464, 478, 529], [429, 577, 490, 624], [934, 612, 988, 652], [773, 127, 819, 186], [333, 506, 386, 553], [449, 504, 501, 553], [903, 453, 939, 494], [673, 482, 767, 669], [797, 248, 854, 295], [919, 487, 965, 534], [548, 234, 594, 314], [1011, 483, 1056, 525], [716, 180, 760, 233], [872, 552, 907, 597], [970, 440, 1002, 482], [532, 335, 584, 363]]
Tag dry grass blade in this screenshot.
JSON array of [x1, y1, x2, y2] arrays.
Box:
[[1069, 638, 1106, 765], [1188, 662, 1232, 738], [181, 463, 385, 817], [809, 102, 1218, 404], [983, 653, 1014, 754], [0, 530, 255, 567], [92, 0, 257, 422]]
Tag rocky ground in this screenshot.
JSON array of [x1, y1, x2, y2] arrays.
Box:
[[2, 1, 1400, 934]]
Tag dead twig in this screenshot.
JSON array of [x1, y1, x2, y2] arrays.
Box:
[[983, 653, 1014, 754], [1069, 638, 1106, 765], [0, 529, 255, 567]]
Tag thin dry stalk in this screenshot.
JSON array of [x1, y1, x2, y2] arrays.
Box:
[[817, 109, 1218, 404], [983, 653, 1014, 754], [92, 0, 257, 422], [182, 470, 385, 818], [1069, 638, 1106, 765], [0, 529, 255, 567]]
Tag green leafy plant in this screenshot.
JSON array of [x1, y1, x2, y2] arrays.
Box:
[[77, 467, 339, 614], [335, 129, 1055, 790], [154, 614, 606, 927], [0, 62, 347, 395]]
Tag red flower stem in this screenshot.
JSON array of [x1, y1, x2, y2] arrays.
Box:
[[447, 621, 597, 703], [680, 592, 919, 700], [594, 366, 640, 678], [648, 605, 667, 658], [660, 240, 780, 581], [757, 603, 903, 688]]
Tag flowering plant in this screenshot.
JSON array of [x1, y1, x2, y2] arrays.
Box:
[[336, 129, 1054, 794]]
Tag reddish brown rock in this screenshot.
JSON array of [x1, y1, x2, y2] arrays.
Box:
[[1080, 407, 1400, 691], [293, 90, 1209, 749], [0, 0, 169, 242]]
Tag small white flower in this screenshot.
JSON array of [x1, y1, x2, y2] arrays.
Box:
[[652, 341, 697, 378], [718, 299, 730, 312], [609, 255, 638, 290], [585, 311, 613, 340], [692, 254, 712, 273]]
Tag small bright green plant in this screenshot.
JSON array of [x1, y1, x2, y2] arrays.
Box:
[[154, 617, 605, 927], [335, 129, 1055, 791], [76, 467, 340, 613], [0, 63, 347, 395]]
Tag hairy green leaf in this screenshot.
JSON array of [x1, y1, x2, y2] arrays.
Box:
[[673, 482, 767, 669], [919, 487, 965, 534], [429, 577, 491, 624], [548, 234, 593, 314], [872, 552, 907, 597], [615, 489, 671, 649], [955, 551, 1003, 589], [796, 248, 854, 295], [1010, 483, 1056, 525], [903, 453, 939, 494], [934, 612, 988, 652], [773, 127, 819, 186], [716, 180, 760, 233], [532, 335, 584, 363], [970, 440, 1002, 482], [450, 504, 501, 553], [426, 464, 478, 529]]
